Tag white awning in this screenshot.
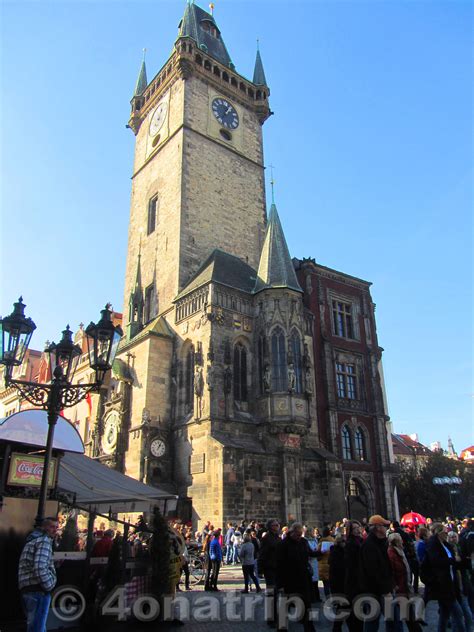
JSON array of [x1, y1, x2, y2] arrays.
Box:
[[57, 452, 178, 514], [0, 409, 84, 453]]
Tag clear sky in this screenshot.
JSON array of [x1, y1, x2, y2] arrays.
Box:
[[1, 0, 472, 453]]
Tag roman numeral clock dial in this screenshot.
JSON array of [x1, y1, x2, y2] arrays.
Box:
[[211, 98, 239, 130]]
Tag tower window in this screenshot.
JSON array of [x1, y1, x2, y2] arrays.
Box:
[[354, 427, 367, 461], [258, 335, 266, 394], [233, 343, 248, 402], [147, 195, 158, 235], [341, 426, 353, 460], [271, 327, 287, 392], [336, 363, 357, 400], [332, 300, 354, 339], [144, 284, 156, 323]]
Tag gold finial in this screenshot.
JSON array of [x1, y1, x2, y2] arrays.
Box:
[[209, 3, 214, 15]]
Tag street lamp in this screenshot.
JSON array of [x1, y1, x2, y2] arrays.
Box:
[[432, 476, 463, 516], [0, 298, 123, 525]]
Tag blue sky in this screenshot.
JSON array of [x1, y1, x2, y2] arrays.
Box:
[[1, 0, 472, 453]]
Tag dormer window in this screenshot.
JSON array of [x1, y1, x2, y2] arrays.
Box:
[[201, 20, 219, 38]]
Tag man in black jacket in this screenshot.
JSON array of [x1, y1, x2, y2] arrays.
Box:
[[258, 519, 280, 627], [359, 514, 394, 632], [424, 523, 466, 632], [276, 522, 319, 632]]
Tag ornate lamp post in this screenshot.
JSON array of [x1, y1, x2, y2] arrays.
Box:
[[432, 476, 463, 516], [0, 298, 122, 525]]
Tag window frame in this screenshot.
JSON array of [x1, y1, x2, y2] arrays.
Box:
[[336, 362, 358, 400], [341, 425, 353, 460], [233, 342, 248, 403], [332, 299, 354, 339], [147, 195, 158, 235]]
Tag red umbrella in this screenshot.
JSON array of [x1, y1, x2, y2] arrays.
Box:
[[401, 512, 427, 528]]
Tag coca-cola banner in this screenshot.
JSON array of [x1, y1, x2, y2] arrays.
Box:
[[7, 453, 57, 487]]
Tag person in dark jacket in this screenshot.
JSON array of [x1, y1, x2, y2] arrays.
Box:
[[424, 523, 466, 632], [344, 520, 364, 632], [258, 519, 281, 627], [276, 522, 319, 632], [359, 514, 394, 632], [329, 534, 347, 632]]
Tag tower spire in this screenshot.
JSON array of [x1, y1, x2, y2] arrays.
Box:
[[254, 203, 302, 294], [253, 41, 267, 86], [133, 49, 148, 97]]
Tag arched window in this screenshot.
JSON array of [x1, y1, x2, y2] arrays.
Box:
[[290, 330, 303, 393], [184, 346, 194, 413], [271, 327, 287, 392], [258, 335, 267, 394], [354, 427, 366, 461], [233, 343, 248, 402], [341, 425, 352, 460]]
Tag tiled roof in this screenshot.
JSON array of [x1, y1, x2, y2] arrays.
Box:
[[134, 60, 148, 96], [392, 433, 432, 456], [175, 249, 257, 300], [254, 204, 302, 294], [253, 48, 267, 86]]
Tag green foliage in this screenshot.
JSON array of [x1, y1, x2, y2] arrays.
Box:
[[150, 505, 170, 599], [397, 452, 474, 519]]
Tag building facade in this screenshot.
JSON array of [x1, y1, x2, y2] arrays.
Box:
[[1, 3, 398, 527]]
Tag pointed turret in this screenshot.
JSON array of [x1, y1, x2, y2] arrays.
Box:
[[128, 249, 144, 339], [177, 2, 233, 68], [253, 45, 267, 86], [134, 58, 148, 97], [254, 203, 302, 293]]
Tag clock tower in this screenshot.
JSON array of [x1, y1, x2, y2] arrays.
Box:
[[123, 2, 271, 330]]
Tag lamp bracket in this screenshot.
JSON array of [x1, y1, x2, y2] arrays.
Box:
[[6, 377, 101, 412]]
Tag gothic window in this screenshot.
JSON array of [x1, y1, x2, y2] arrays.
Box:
[[336, 363, 358, 399], [341, 425, 353, 460], [271, 327, 287, 392], [258, 335, 266, 394], [354, 427, 367, 461], [144, 284, 156, 323], [184, 346, 194, 414], [147, 195, 158, 235], [348, 478, 361, 496], [290, 330, 303, 394], [233, 343, 248, 402], [332, 300, 354, 339]]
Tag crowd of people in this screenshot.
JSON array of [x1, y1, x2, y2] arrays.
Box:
[[17, 512, 474, 632], [191, 515, 474, 631]]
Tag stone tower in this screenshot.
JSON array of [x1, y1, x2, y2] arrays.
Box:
[[122, 2, 271, 327], [91, 2, 397, 527]]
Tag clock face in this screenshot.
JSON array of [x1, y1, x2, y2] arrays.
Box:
[[102, 411, 119, 454], [150, 438, 166, 458], [149, 101, 168, 136], [211, 98, 239, 130]]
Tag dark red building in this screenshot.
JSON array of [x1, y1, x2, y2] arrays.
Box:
[[295, 257, 398, 520]]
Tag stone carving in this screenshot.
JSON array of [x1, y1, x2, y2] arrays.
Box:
[[206, 364, 215, 390], [223, 367, 232, 394], [194, 366, 204, 397], [263, 365, 271, 392], [287, 363, 296, 392]]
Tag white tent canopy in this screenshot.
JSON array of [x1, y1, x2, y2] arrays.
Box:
[[57, 452, 178, 514], [0, 409, 84, 453]]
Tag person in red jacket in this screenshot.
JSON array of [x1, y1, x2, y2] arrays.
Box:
[[91, 529, 114, 557], [387, 533, 422, 632]]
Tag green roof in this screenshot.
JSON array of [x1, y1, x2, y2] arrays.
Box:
[[178, 2, 233, 68], [254, 204, 302, 293], [253, 48, 267, 86], [134, 60, 148, 96]]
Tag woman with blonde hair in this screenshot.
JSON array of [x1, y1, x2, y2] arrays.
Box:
[[387, 532, 421, 632]]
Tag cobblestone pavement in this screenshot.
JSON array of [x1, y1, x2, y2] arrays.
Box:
[[169, 565, 440, 631]]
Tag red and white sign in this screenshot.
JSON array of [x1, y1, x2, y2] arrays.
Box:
[[7, 453, 57, 487], [278, 434, 301, 449]]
